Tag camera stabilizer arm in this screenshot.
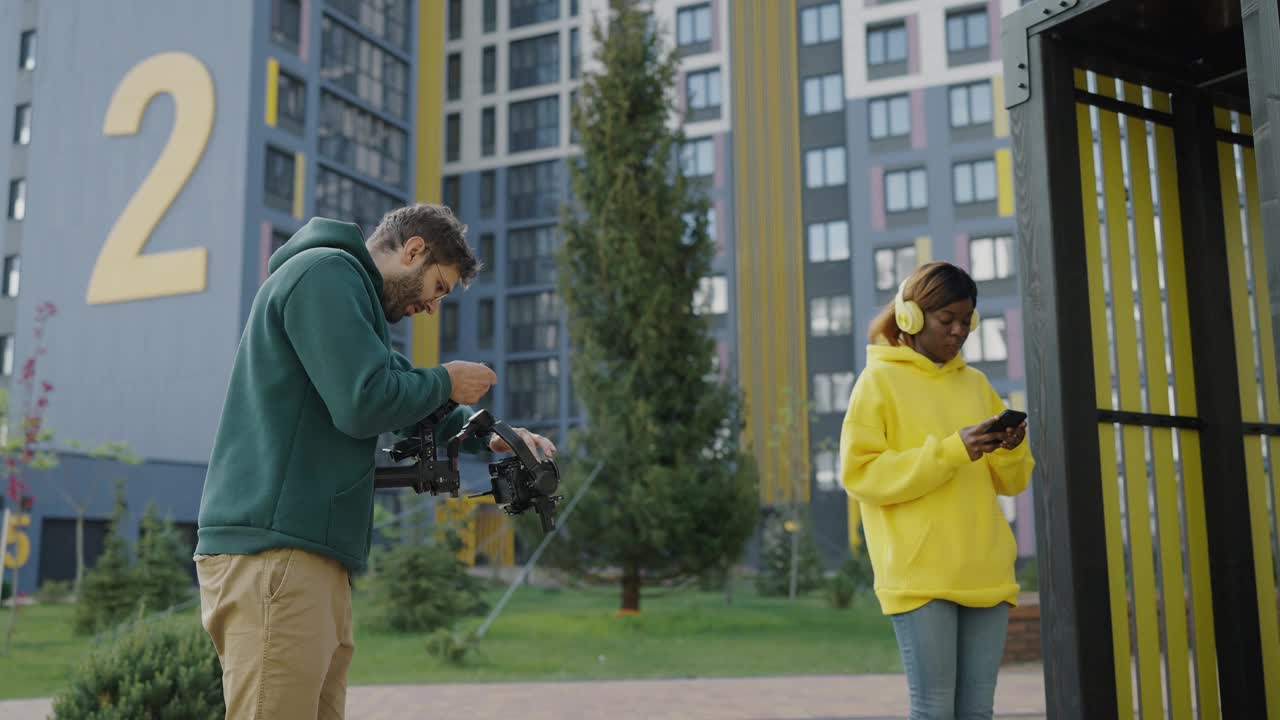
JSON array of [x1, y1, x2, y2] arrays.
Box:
[[373, 402, 564, 535]]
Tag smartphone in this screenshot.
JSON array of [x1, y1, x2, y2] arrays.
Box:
[[988, 409, 1027, 433]]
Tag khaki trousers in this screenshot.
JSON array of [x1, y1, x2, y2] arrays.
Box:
[[196, 548, 354, 719]]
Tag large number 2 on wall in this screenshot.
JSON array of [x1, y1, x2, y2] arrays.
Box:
[[86, 52, 214, 305]]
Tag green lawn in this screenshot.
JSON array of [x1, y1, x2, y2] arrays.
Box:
[[0, 584, 902, 701]]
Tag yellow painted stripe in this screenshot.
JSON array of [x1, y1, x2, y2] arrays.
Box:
[[265, 57, 280, 127], [757, 5, 778, 503], [730, 1, 758, 499], [913, 236, 931, 265], [1237, 134, 1280, 718], [996, 148, 1014, 217], [992, 75, 1009, 137], [413, 0, 445, 371], [1215, 107, 1233, 132], [1099, 75, 1162, 717], [291, 151, 305, 220], [1077, 92, 1133, 718], [1124, 84, 1193, 720], [1220, 139, 1257, 421], [781, 0, 810, 505], [1151, 89, 1221, 718], [1074, 68, 1089, 91], [767, 4, 785, 503]]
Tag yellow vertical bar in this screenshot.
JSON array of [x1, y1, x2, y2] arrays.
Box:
[[265, 57, 280, 127], [993, 76, 1009, 138], [780, 0, 809, 504], [1077, 86, 1134, 719], [1097, 79, 1162, 718], [759, 3, 779, 504], [731, 1, 760, 501], [413, 0, 445, 371], [913, 236, 932, 265], [1239, 137, 1280, 719], [996, 148, 1014, 217], [1151, 89, 1221, 720], [291, 152, 306, 220], [1124, 82, 1192, 720]]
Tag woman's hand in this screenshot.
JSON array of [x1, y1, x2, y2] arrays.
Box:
[[999, 421, 1027, 451], [959, 419, 1004, 461]]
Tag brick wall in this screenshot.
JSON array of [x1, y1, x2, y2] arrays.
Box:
[[1002, 592, 1041, 665]]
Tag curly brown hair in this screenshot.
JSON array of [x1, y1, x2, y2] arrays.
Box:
[[368, 203, 483, 286]]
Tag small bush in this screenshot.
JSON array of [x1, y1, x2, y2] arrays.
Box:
[[37, 579, 73, 605], [367, 531, 488, 633], [827, 549, 875, 610], [74, 484, 137, 635], [754, 511, 823, 597], [425, 628, 479, 666], [51, 619, 223, 719], [134, 504, 194, 615], [1017, 556, 1039, 592]]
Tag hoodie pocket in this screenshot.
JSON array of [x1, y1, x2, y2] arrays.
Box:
[[326, 466, 374, 558]]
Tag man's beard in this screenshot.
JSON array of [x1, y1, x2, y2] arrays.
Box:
[[382, 271, 424, 324]]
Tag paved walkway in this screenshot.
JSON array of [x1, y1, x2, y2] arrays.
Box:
[[0, 670, 1046, 719]]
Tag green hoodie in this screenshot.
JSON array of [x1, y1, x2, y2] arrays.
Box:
[[196, 218, 482, 573]]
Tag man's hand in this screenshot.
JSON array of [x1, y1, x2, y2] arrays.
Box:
[[490, 428, 558, 462], [444, 361, 497, 405]]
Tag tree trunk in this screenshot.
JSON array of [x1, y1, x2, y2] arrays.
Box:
[[75, 513, 85, 595], [620, 563, 641, 613]]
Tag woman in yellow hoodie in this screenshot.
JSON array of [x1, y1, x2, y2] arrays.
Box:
[[840, 262, 1034, 720]]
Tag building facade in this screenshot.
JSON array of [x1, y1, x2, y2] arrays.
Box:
[[434, 0, 1035, 567], [0, 0, 444, 591]]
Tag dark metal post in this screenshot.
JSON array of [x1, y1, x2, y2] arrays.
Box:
[[1010, 32, 1119, 720]]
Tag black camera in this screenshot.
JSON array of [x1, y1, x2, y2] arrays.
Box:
[[374, 402, 564, 534]]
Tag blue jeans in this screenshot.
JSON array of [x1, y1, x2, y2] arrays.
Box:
[[891, 600, 1010, 720]]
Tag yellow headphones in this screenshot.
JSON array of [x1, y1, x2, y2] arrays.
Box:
[[895, 280, 980, 335]]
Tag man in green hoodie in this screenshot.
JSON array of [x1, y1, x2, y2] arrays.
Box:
[[194, 204, 556, 719]]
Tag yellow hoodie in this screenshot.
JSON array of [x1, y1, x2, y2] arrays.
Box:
[[840, 344, 1034, 616]]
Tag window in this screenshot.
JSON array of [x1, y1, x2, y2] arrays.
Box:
[[953, 159, 997, 205], [508, 160, 562, 219], [507, 358, 560, 420], [327, 0, 410, 49], [509, 291, 561, 351], [481, 107, 496, 156], [13, 105, 31, 145], [445, 113, 461, 163], [802, 73, 843, 116], [687, 68, 722, 111], [946, 8, 989, 53], [276, 70, 306, 135], [812, 372, 855, 413], [511, 0, 559, 28], [18, 30, 36, 70], [0, 335, 12, 377], [265, 148, 295, 212], [805, 147, 846, 188], [677, 4, 712, 47], [484, 0, 497, 32], [319, 92, 409, 187], [441, 304, 459, 353], [321, 18, 409, 118], [447, 53, 462, 101], [509, 225, 559, 285], [867, 23, 908, 66], [442, 175, 460, 211], [970, 236, 1014, 281], [950, 81, 994, 128], [483, 46, 497, 94], [869, 94, 910, 139], [814, 450, 837, 492], [885, 168, 928, 212], [477, 233, 496, 283], [315, 167, 405, 232], [800, 3, 841, 46], [875, 246, 917, 290], [964, 316, 1008, 362], [683, 207, 717, 245], [509, 33, 560, 90], [478, 298, 495, 348], [810, 296, 853, 336], [480, 171, 496, 218], [509, 95, 559, 153], [448, 0, 463, 39], [694, 275, 729, 315], [2, 256, 18, 297], [808, 221, 850, 263], [681, 138, 714, 178], [571, 0, 579, 16], [570, 29, 580, 80]]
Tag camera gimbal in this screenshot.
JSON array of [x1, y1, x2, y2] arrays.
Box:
[[373, 402, 564, 534]]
